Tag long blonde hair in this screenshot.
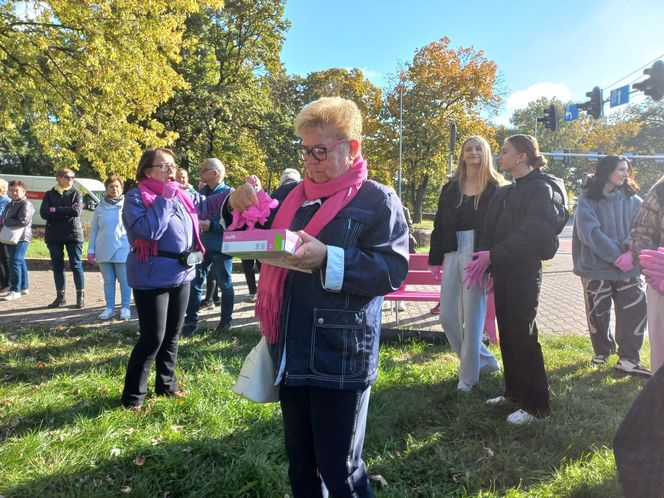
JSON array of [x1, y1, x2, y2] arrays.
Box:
[[451, 135, 503, 208]]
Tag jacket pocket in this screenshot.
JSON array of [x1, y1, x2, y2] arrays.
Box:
[[311, 308, 367, 378]]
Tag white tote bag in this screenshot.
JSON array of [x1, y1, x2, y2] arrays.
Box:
[[0, 225, 24, 245], [232, 336, 279, 403]]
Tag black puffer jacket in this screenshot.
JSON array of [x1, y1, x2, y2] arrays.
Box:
[[428, 180, 498, 266], [40, 188, 84, 244], [478, 169, 563, 274]]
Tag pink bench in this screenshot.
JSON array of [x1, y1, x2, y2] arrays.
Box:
[[383, 253, 498, 344]]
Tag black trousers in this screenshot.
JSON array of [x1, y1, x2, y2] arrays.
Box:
[[280, 384, 374, 498], [494, 270, 550, 417], [121, 283, 190, 407], [241, 259, 260, 295], [0, 242, 9, 289]]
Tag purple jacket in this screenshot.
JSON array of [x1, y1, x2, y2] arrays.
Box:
[[123, 187, 229, 290]]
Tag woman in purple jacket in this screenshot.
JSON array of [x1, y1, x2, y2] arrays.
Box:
[[120, 148, 251, 410]]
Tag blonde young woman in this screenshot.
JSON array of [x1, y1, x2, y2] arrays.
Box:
[[429, 136, 502, 392]]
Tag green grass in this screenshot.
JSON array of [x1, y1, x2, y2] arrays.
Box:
[[413, 220, 434, 230], [0, 326, 645, 497], [26, 238, 90, 259]]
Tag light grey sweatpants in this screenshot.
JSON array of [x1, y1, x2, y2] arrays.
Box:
[[440, 230, 498, 387]]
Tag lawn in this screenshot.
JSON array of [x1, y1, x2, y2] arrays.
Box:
[[0, 325, 643, 497]]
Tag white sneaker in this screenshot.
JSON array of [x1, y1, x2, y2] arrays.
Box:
[[98, 309, 114, 320], [21, 289, 30, 296], [1, 291, 21, 301], [486, 395, 506, 405], [120, 308, 131, 321], [506, 409, 537, 425], [457, 380, 473, 393]]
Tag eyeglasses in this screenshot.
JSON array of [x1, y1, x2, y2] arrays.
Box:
[[152, 163, 178, 172], [296, 138, 346, 162], [63, 175, 75, 180]]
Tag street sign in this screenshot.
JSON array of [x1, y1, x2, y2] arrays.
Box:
[[610, 85, 630, 108], [564, 104, 579, 122]]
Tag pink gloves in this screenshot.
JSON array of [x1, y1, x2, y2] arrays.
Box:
[[49, 207, 56, 213], [162, 180, 180, 200], [640, 248, 664, 295], [87, 252, 95, 264], [614, 251, 634, 272], [463, 251, 491, 288], [227, 186, 279, 231], [429, 265, 442, 282]]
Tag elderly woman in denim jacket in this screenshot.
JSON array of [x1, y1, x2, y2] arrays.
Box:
[[120, 148, 252, 411], [229, 97, 409, 497]]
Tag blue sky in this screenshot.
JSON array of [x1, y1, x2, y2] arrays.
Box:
[[281, 0, 664, 124]]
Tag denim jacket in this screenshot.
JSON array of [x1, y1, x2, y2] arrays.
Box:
[[263, 180, 409, 390]]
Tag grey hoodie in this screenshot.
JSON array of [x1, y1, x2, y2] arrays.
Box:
[[572, 186, 642, 280]]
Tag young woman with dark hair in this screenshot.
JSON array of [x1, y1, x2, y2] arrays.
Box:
[[469, 134, 567, 425], [572, 155, 649, 376]]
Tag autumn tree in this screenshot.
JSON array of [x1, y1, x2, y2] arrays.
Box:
[[0, 0, 223, 179], [383, 37, 502, 221], [154, 0, 289, 187]]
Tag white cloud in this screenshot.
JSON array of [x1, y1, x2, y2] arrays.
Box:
[[345, 67, 385, 87], [494, 82, 573, 127]]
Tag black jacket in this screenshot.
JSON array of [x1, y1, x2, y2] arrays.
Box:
[[40, 188, 84, 244], [428, 180, 498, 266], [478, 169, 562, 274]]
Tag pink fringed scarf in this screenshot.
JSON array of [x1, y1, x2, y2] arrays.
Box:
[[255, 156, 369, 343], [132, 178, 205, 262]]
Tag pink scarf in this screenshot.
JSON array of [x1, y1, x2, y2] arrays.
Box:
[[132, 178, 205, 262], [256, 155, 369, 343]]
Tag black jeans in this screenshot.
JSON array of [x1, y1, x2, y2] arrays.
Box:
[[121, 283, 190, 407], [493, 270, 550, 417], [280, 384, 374, 498], [0, 242, 9, 288], [241, 259, 260, 295]]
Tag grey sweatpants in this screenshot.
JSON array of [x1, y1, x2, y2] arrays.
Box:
[[581, 277, 647, 362]]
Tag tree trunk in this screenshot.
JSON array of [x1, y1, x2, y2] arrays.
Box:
[[412, 173, 429, 223]]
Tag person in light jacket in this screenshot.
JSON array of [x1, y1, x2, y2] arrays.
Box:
[[572, 155, 649, 376], [1, 181, 34, 301], [87, 175, 132, 320], [0, 178, 11, 292], [41, 168, 85, 308]]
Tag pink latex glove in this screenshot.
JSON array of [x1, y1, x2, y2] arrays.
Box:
[[87, 252, 95, 264], [429, 265, 442, 282], [614, 251, 634, 272], [227, 187, 279, 230], [463, 251, 491, 289], [640, 248, 664, 295], [487, 276, 494, 293], [49, 207, 56, 213], [162, 180, 180, 200]]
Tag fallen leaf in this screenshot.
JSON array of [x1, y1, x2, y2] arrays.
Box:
[[150, 436, 163, 446], [36, 361, 46, 368], [182, 447, 193, 454], [93, 479, 102, 487], [369, 474, 389, 488], [120, 485, 131, 494], [123, 428, 135, 436], [133, 454, 146, 466], [110, 448, 121, 457], [483, 447, 495, 458], [452, 473, 464, 483]]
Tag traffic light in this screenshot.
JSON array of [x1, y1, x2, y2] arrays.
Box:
[[580, 86, 603, 119], [633, 60, 664, 101], [537, 104, 558, 131]]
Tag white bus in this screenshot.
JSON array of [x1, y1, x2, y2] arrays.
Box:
[[0, 173, 106, 226]]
